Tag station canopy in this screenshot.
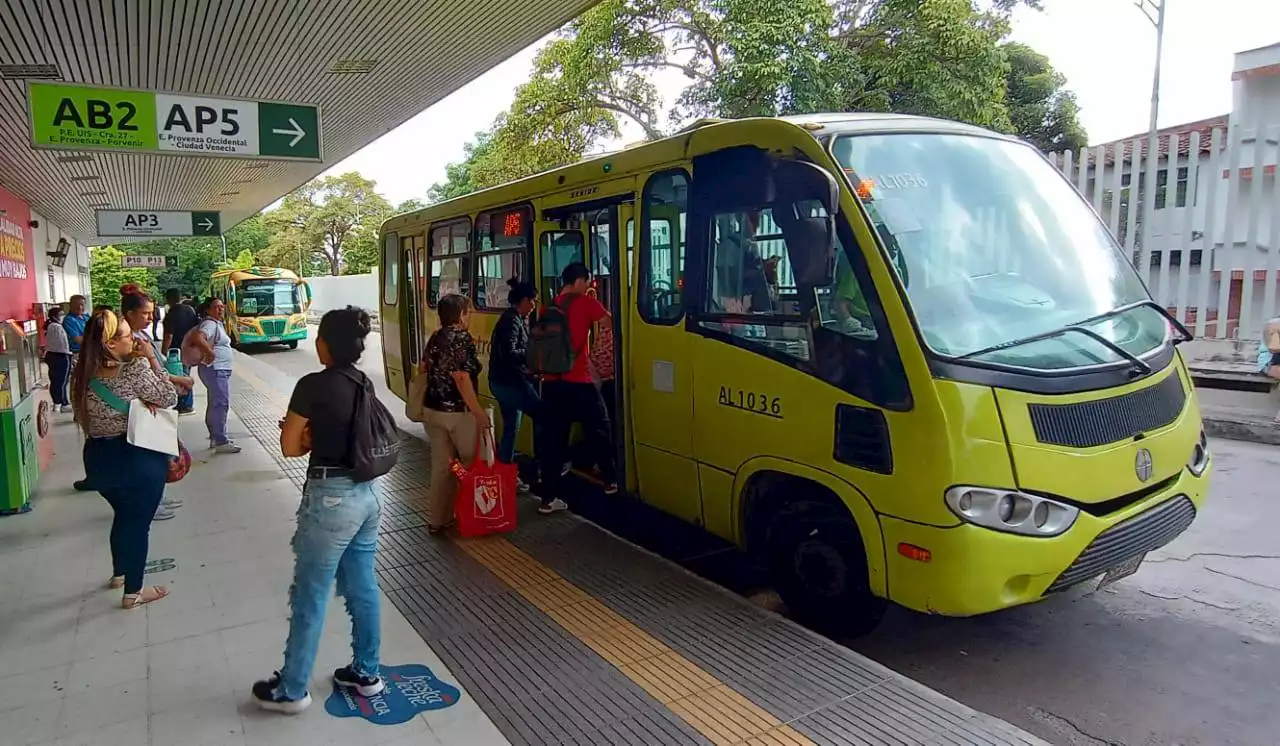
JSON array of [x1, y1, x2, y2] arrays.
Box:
[[0, 0, 594, 244]]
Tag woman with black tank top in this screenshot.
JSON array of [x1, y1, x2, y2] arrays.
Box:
[[251, 306, 386, 714]]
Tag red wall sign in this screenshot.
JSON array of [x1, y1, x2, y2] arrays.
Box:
[[0, 186, 36, 322]]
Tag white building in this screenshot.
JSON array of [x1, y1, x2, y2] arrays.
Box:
[[1053, 41, 1280, 343]]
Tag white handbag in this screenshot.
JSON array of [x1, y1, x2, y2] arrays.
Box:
[[90, 379, 181, 456]]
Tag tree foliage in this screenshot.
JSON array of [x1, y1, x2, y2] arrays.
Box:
[[1001, 41, 1087, 152], [263, 172, 392, 276], [89, 245, 157, 306], [427, 0, 1070, 200]]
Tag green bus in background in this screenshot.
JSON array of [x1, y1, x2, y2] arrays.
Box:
[[208, 267, 312, 349]]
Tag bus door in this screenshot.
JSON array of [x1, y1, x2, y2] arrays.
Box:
[[400, 232, 427, 380], [539, 186, 634, 492], [627, 170, 701, 525]]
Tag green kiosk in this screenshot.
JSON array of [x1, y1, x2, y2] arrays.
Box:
[[0, 319, 44, 514]]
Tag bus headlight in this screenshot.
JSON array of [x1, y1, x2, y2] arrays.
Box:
[[1188, 430, 1210, 477], [237, 322, 256, 333], [944, 486, 1079, 537]]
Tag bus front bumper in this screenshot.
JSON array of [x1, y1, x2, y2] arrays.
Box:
[[237, 328, 308, 344], [879, 464, 1210, 617]]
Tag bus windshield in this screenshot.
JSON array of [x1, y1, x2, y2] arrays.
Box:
[[238, 279, 301, 317], [832, 132, 1170, 371]]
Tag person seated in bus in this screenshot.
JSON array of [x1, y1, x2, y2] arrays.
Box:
[[489, 279, 540, 492], [537, 262, 618, 512]]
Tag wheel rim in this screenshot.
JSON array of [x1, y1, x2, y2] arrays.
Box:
[[791, 535, 849, 600]]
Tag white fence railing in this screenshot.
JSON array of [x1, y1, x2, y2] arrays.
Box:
[[1049, 119, 1280, 341]]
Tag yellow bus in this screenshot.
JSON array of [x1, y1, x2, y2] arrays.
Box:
[[208, 267, 312, 349], [379, 114, 1210, 635]]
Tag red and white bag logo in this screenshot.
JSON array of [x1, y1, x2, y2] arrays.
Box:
[[473, 475, 503, 518]]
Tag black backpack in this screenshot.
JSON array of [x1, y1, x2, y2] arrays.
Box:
[[526, 294, 578, 375], [337, 368, 399, 482]]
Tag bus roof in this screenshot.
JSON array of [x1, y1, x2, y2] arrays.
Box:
[[210, 267, 301, 282], [384, 112, 1016, 232]]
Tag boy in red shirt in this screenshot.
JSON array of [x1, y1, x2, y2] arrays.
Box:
[[537, 262, 619, 512]]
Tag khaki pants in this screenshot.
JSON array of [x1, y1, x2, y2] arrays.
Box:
[[423, 408, 479, 528]]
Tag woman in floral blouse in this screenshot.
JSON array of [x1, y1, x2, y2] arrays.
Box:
[[419, 293, 488, 533], [70, 309, 179, 609]]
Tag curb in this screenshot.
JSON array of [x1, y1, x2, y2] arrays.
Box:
[[1203, 413, 1280, 446]]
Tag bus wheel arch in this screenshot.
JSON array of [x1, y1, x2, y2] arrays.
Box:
[[737, 464, 887, 637]]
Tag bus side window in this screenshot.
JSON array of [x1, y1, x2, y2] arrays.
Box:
[[639, 170, 688, 324], [540, 231, 584, 306], [428, 219, 471, 306], [382, 233, 399, 306], [691, 156, 910, 408]]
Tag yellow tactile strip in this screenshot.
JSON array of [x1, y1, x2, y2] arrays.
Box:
[[455, 535, 815, 745]]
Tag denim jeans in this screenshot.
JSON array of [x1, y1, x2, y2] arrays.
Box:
[[489, 377, 541, 464], [198, 366, 232, 445], [84, 436, 169, 593], [278, 476, 382, 700]]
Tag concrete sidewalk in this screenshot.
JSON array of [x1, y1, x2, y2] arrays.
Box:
[[0, 385, 505, 746]]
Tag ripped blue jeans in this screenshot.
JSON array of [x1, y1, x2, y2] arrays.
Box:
[[277, 476, 382, 700]]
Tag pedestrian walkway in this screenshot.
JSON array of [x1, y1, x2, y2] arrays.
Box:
[[0, 357, 1047, 745], [0, 386, 503, 746]]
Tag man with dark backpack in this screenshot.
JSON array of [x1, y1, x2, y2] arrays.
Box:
[[530, 262, 618, 514], [252, 306, 396, 714]]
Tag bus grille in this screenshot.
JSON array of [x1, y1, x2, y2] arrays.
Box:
[[261, 319, 286, 335], [1047, 495, 1196, 593], [1028, 372, 1185, 448]]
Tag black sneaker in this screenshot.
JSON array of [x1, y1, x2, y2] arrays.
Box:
[[333, 665, 386, 697], [251, 672, 312, 714], [73, 479, 93, 492]]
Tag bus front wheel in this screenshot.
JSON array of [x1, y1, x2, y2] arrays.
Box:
[[766, 503, 886, 638], [287, 340, 298, 349]]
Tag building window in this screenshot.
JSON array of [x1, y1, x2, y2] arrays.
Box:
[[1155, 167, 1190, 209]]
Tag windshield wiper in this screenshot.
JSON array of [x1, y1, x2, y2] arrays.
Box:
[[953, 299, 1191, 373]]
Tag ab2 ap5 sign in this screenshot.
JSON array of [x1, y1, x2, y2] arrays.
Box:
[[27, 82, 321, 161]]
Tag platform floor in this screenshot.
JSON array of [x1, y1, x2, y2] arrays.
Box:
[[0, 353, 1046, 745], [229, 358, 1046, 746]]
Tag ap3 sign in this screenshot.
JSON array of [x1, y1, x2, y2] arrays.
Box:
[[324, 663, 461, 726]]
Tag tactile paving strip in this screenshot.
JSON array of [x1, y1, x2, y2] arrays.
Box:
[[230, 370, 1042, 746]]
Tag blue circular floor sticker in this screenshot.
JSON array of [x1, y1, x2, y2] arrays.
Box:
[[324, 663, 461, 725]]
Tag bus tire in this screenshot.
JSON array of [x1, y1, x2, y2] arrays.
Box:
[[287, 340, 298, 349], [765, 502, 886, 638]]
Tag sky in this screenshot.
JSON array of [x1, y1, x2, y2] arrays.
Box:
[[323, 0, 1280, 207]]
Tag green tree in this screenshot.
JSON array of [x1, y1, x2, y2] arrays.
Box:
[[263, 172, 393, 276], [89, 245, 156, 307], [428, 0, 1055, 196], [220, 249, 256, 271], [427, 132, 494, 203], [395, 198, 428, 214], [1002, 41, 1087, 152]]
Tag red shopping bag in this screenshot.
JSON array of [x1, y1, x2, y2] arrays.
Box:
[[450, 432, 518, 538]]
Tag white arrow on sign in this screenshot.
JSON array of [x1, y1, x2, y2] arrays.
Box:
[[198, 218, 214, 231], [271, 118, 306, 147]]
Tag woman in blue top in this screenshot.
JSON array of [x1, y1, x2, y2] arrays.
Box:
[[189, 297, 241, 453]]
